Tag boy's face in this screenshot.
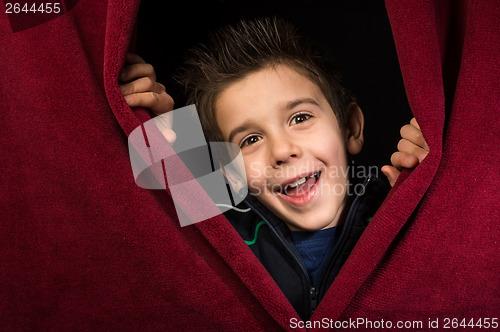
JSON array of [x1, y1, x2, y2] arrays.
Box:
[[215, 65, 356, 231]]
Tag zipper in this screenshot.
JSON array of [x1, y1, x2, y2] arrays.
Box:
[[243, 199, 316, 316], [243, 174, 376, 317], [310, 287, 318, 314], [316, 175, 374, 300]]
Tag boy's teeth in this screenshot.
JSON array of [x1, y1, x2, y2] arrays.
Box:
[[288, 177, 306, 189], [285, 173, 318, 190]]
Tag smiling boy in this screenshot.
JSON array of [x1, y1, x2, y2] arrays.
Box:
[[175, 19, 379, 317], [120, 18, 429, 320], [215, 64, 364, 232]]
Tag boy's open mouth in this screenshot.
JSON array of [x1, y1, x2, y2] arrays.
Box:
[[276, 171, 321, 197]]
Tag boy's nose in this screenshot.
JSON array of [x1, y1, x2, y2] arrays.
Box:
[[270, 136, 301, 167]]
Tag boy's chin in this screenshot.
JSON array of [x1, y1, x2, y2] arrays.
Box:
[[255, 190, 346, 231], [277, 200, 346, 232]]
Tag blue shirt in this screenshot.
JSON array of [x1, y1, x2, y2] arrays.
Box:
[[290, 227, 337, 287]]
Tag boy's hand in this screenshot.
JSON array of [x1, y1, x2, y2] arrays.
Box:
[[120, 53, 174, 115], [120, 53, 176, 143], [382, 118, 429, 186]]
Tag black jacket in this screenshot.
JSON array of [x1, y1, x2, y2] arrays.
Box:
[[224, 175, 390, 320]]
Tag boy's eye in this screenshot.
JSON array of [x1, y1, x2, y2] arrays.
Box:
[[241, 135, 262, 147], [290, 113, 312, 125]]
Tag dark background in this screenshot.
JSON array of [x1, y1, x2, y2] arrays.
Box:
[[135, 0, 412, 170]]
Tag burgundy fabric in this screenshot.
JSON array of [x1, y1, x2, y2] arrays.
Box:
[[1, 0, 498, 330], [314, 1, 500, 326]]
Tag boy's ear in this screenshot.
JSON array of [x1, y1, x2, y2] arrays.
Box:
[[345, 103, 364, 155]]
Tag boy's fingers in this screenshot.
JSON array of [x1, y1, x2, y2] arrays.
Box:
[[391, 151, 419, 169], [400, 124, 429, 151], [125, 53, 146, 65], [410, 117, 420, 129], [397, 139, 429, 163], [121, 63, 156, 82], [153, 114, 177, 144], [120, 77, 164, 96], [159, 128, 177, 144], [151, 92, 175, 115], [124, 91, 174, 115], [381, 165, 401, 187]]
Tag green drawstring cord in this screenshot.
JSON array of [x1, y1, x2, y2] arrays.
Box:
[[245, 217, 372, 246], [245, 221, 266, 246]]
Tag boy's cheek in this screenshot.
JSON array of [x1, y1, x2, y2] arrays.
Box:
[[324, 164, 349, 182], [247, 180, 263, 196], [245, 163, 274, 192]]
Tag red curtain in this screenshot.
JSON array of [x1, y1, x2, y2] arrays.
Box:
[[1, 0, 498, 330]]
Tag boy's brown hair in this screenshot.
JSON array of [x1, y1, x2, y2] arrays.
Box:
[[175, 17, 355, 142]]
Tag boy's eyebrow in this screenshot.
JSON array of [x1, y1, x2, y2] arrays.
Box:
[[227, 121, 255, 143], [284, 98, 320, 111]]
